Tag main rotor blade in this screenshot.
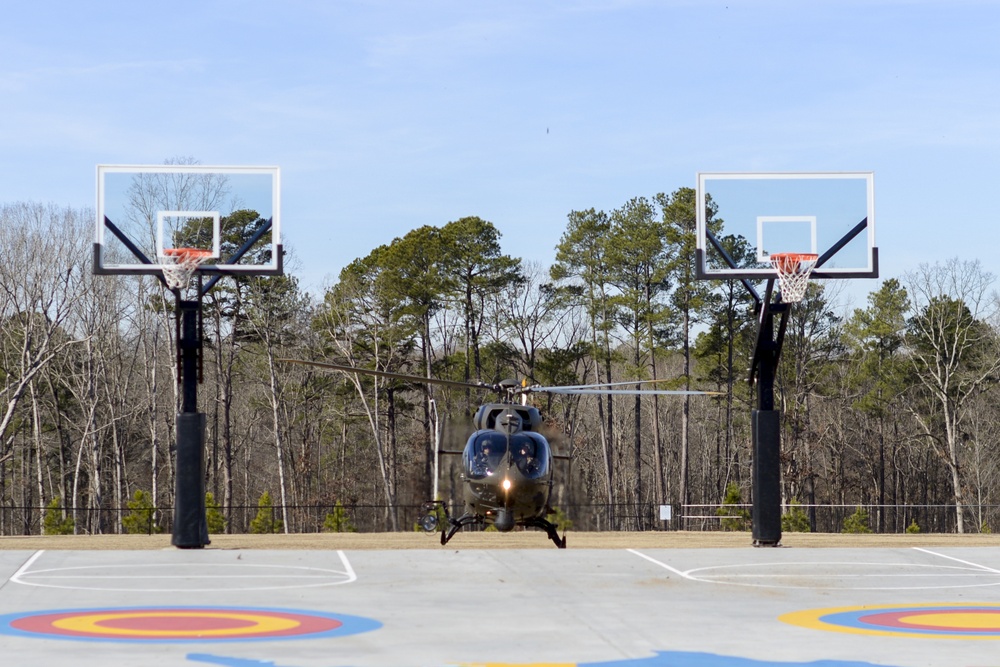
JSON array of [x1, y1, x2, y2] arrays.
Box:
[[279, 359, 497, 392], [530, 387, 722, 396], [536, 379, 676, 391]]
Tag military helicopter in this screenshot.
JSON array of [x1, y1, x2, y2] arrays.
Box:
[[281, 359, 716, 548]]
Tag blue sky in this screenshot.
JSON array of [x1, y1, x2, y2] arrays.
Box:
[[3, 1, 999, 306]]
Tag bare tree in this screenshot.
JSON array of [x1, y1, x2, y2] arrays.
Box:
[[242, 274, 308, 533], [0, 203, 88, 467], [905, 258, 1000, 533], [0, 204, 92, 535]]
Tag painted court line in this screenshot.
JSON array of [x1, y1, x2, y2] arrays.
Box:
[[12, 550, 44, 579], [4, 550, 44, 589], [913, 547, 1000, 574], [10, 551, 357, 592], [626, 549, 696, 580], [627, 549, 1000, 591], [338, 549, 357, 582]]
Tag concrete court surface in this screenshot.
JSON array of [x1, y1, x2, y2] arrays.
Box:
[[1, 544, 999, 666]]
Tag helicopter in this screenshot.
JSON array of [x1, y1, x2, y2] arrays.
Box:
[[281, 359, 717, 548]]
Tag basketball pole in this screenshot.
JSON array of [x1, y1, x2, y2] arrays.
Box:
[[749, 284, 788, 546], [172, 294, 210, 548]]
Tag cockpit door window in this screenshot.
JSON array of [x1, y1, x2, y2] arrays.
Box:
[[512, 433, 548, 479], [465, 433, 507, 479]]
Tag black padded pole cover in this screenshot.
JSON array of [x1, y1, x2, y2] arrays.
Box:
[[752, 409, 782, 545], [172, 411, 209, 548]]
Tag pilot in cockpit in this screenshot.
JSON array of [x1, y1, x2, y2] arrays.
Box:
[[517, 440, 541, 476], [472, 440, 494, 477]]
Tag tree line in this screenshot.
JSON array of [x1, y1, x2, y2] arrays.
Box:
[[2, 185, 999, 536]]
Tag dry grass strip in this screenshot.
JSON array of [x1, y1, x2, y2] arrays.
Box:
[[2, 531, 998, 550]]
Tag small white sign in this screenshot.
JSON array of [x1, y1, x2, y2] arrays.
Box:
[[659, 505, 672, 521]]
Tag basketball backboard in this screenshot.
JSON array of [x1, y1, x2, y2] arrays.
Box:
[[94, 164, 281, 276], [695, 172, 876, 280]]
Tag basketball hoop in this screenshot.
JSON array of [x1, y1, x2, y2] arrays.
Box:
[[769, 252, 819, 303], [160, 248, 212, 290]]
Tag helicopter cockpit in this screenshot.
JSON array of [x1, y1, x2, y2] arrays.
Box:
[[464, 430, 550, 481]]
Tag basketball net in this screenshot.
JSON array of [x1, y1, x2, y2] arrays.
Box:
[[769, 252, 819, 303], [161, 248, 212, 290]]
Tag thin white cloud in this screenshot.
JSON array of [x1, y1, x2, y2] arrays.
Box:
[[0, 59, 205, 92]]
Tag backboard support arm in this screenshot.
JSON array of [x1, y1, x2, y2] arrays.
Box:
[[199, 217, 279, 297], [699, 233, 762, 304], [95, 216, 170, 288], [815, 217, 868, 269]]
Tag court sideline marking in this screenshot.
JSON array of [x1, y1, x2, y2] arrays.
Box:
[[914, 547, 1000, 574], [627, 547, 1000, 591], [6, 550, 357, 592], [1, 550, 45, 592], [627, 548, 697, 580]]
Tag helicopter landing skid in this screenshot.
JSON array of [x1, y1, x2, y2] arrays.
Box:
[[522, 516, 566, 549], [419, 501, 482, 547], [427, 502, 566, 549], [440, 513, 482, 546], [440, 514, 566, 548]]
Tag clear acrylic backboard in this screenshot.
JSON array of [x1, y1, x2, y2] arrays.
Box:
[[94, 164, 281, 276], [695, 172, 876, 280]]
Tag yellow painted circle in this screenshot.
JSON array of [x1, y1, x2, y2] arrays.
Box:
[[51, 611, 299, 638], [780, 603, 1000, 640], [897, 612, 1000, 630]]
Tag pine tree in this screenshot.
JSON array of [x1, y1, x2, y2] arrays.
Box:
[[42, 497, 74, 535], [249, 491, 284, 534], [122, 490, 160, 534]]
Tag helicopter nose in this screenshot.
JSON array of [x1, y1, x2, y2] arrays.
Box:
[[494, 507, 515, 532]]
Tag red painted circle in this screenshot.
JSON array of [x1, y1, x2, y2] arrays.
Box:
[[94, 616, 257, 631], [10, 608, 341, 640]]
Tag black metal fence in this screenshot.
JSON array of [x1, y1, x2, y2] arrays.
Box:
[[679, 503, 991, 534], [1, 501, 995, 537]]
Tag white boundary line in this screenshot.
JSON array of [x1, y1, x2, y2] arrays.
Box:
[[8, 550, 357, 592], [337, 550, 357, 583], [8, 550, 45, 587], [626, 549, 696, 580], [913, 547, 1000, 574], [627, 548, 1000, 591]]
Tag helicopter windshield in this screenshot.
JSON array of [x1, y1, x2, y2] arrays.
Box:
[[464, 432, 550, 480], [512, 433, 549, 479], [465, 433, 507, 479]]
